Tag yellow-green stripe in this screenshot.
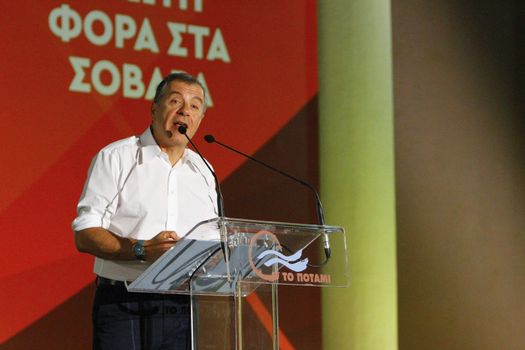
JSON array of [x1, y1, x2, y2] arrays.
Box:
[[318, 1, 398, 349]]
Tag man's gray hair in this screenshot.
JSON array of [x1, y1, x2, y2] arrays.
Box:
[[153, 72, 207, 111]]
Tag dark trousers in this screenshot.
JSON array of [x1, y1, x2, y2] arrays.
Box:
[[93, 279, 191, 350]]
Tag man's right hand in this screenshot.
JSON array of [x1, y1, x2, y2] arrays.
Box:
[[143, 231, 181, 262], [75, 228, 182, 262]]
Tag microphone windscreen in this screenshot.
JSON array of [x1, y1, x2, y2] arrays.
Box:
[[178, 125, 187, 134], [204, 135, 215, 143]]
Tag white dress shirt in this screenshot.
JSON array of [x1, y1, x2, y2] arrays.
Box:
[[72, 127, 218, 281]]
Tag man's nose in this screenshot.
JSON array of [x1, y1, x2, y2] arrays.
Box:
[[177, 101, 190, 115]]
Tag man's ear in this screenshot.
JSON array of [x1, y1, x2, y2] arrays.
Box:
[[150, 102, 157, 117]]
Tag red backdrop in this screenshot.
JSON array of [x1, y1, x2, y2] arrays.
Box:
[[0, 0, 318, 346]]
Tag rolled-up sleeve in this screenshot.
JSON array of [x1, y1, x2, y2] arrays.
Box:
[[72, 150, 119, 232]]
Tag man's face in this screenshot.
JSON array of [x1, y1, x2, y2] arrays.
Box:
[[151, 80, 205, 148]]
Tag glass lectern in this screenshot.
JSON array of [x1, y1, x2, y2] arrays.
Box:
[[128, 217, 348, 350]]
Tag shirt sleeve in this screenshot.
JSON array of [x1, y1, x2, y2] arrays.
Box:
[[72, 150, 120, 232]]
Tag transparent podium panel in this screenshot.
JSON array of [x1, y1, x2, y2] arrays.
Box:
[[128, 217, 348, 295], [127, 217, 348, 350], [191, 284, 280, 350]]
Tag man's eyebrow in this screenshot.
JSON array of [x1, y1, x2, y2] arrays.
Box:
[[167, 91, 204, 103], [167, 91, 182, 97]]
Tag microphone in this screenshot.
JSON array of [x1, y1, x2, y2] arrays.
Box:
[[204, 134, 331, 260], [178, 126, 231, 271], [178, 125, 225, 218]]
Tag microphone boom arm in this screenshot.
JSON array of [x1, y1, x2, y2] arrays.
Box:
[[208, 136, 325, 225], [204, 134, 331, 260]]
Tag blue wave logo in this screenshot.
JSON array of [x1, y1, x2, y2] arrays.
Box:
[[257, 249, 308, 272]]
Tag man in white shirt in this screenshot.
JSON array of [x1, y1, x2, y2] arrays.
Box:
[[73, 72, 217, 349]]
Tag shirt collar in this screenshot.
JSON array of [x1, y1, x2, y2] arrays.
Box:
[[139, 127, 162, 163], [183, 148, 209, 175], [138, 127, 206, 173]]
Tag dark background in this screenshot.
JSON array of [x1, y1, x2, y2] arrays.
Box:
[[393, 1, 525, 349]]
